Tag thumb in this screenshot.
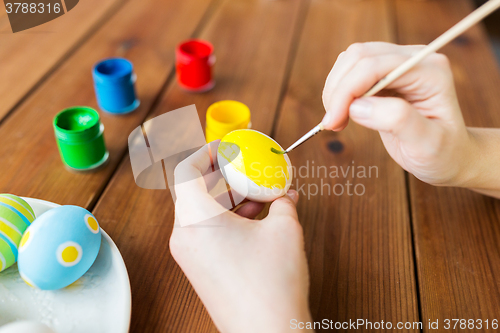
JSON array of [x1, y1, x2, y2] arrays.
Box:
[[266, 190, 299, 221], [348, 96, 435, 144]]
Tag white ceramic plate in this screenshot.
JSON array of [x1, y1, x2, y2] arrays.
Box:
[[0, 198, 131, 333]]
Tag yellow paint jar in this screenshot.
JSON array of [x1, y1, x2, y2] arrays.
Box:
[[206, 100, 251, 142]]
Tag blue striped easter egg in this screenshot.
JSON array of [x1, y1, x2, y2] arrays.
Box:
[[0, 194, 35, 272]]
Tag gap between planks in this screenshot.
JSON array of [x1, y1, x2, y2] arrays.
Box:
[[85, 0, 224, 213], [0, 0, 130, 128]]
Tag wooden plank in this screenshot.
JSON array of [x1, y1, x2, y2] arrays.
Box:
[[272, 0, 421, 328], [396, 0, 500, 329], [92, 0, 306, 331], [0, 0, 214, 206], [0, 0, 123, 121]]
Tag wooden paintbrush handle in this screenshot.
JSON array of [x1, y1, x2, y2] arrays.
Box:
[[363, 0, 500, 97]]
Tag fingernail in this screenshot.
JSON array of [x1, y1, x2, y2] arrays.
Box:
[[287, 190, 298, 203], [349, 99, 372, 118], [322, 112, 333, 127]]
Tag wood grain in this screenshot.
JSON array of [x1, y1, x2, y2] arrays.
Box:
[[272, 0, 421, 329], [0, 0, 215, 207], [92, 0, 306, 331], [2, 0, 499, 330], [0, 0, 123, 122], [396, 0, 500, 330]]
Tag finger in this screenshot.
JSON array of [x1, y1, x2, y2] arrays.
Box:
[[322, 43, 424, 113], [322, 51, 347, 111], [212, 188, 254, 213], [234, 201, 266, 219], [322, 53, 415, 130], [266, 190, 299, 221], [174, 141, 218, 193], [174, 141, 229, 226], [349, 96, 438, 145], [332, 119, 349, 132]]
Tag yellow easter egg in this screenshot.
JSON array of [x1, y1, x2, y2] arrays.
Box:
[[217, 129, 293, 202]]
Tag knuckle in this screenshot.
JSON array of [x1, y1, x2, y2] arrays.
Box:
[[429, 53, 451, 69], [336, 51, 346, 61], [279, 197, 297, 210], [392, 97, 409, 110], [346, 43, 365, 59], [403, 44, 425, 55], [388, 99, 412, 130], [429, 53, 454, 84], [357, 57, 377, 71], [322, 85, 331, 105]]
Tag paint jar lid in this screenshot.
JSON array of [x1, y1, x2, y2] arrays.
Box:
[[54, 107, 101, 143], [206, 100, 251, 136], [92, 58, 134, 84]]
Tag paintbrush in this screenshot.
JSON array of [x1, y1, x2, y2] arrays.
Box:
[[271, 0, 500, 155]]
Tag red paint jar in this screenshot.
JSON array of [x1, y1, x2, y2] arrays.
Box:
[[176, 39, 215, 92]]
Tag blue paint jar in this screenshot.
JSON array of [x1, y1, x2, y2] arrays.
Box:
[[92, 58, 140, 114]]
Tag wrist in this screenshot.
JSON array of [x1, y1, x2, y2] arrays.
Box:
[[455, 127, 500, 192], [450, 127, 481, 188]]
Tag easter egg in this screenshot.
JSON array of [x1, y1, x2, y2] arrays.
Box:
[[217, 129, 293, 202], [17, 205, 101, 290], [0, 194, 35, 273]]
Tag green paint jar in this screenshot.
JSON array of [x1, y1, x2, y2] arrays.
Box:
[[53, 107, 109, 171]]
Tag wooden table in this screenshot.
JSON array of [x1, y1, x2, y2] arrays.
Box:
[[1, 0, 500, 331]]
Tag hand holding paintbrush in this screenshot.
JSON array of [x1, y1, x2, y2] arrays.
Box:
[[272, 0, 500, 155], [273, 0, 500, 198]]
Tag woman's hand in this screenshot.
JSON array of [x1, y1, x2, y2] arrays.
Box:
[[170, 141, 313, 333], [322, 42, 478, 188]]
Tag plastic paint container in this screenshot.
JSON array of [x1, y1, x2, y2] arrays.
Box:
[[53, 107, 109, 171], [92, 58, 140, 114], [206, 100, 251, 142], [176, 39, 215, 92]]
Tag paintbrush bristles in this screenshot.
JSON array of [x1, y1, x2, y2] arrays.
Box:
[[271, 147, 286, 155]]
